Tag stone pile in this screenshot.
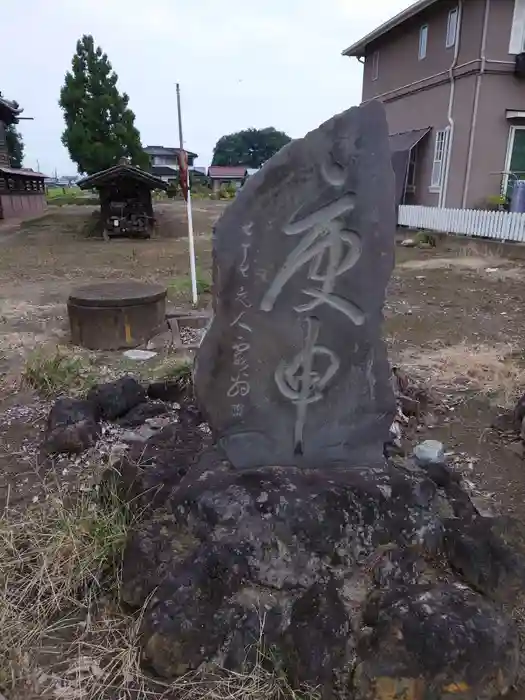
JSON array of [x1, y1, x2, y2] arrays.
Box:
[[109, 103, 523, 699]]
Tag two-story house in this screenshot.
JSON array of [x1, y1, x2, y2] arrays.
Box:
[[343, 0, 525, 209], [144, 145, 199, 184]]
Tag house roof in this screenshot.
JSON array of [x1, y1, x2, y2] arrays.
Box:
[[77, 164, 168, 191], [145, 145, 198, 158], [208, 166, 247, 179], [342, 0, 438, 57], [0, 166, 47, 179]]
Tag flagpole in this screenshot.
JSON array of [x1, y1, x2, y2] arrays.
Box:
[[176, 83, 198, 306]]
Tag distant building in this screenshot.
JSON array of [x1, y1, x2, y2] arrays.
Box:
[[0, 95, 46, 221], [144, 145, 198, 183], [208, 166, 248, 194]]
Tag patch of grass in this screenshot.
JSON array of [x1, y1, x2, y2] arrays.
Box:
[[169, 266, 212, 299], [22, 347, 100, 398], [152, 356, 193, 387], [0, 478, 133, 698]]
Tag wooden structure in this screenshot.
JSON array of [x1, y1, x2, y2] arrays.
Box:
[[0, 95, 46, 221], [77, 163, 168, 238]]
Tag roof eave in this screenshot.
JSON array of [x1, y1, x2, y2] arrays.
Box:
[[341, 0, 438, 57]]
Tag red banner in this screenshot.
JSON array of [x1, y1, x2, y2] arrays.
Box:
[[178, 149, 189, 201]]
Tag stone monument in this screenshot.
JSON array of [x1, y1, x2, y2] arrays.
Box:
[[116, 103, 522, 699], [194, 100, 395, 469]]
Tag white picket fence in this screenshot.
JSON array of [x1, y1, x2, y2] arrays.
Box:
[[398, 205, 525, 242]]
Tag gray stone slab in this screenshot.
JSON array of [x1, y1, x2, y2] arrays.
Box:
[[194, 101, 396, 469]]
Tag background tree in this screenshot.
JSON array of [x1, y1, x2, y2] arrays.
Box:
[[212, 127, 291, 168], [5, 124, 24, 169], [59, 35, 148, 174]]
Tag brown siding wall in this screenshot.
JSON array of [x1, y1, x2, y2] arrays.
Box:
[[0, 193, 47, 220], [358, 0, 524, 208]]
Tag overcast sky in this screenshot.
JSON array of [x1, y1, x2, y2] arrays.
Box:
[[2, 0, 412, 176]]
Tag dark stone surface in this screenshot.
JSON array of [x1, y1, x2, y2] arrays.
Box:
[[355, 583, 519, 699], [444, 515, 525, 604], [44, 419, 101, 455], [116, 401, 170, 428], [87, 376, 147, 420], [194, 101, 396, 469], [44, 397, 100, 454], [147, 380, 186, 403], [47, 397, 99, 428], [121, 455, 447, 682], [105, 401, 212, 515]]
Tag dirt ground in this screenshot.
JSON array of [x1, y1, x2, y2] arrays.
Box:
[[2, 203, 525, 527], [3, 203, 525, 696]]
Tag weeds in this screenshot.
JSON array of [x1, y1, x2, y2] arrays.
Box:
[[169, 268, 212, 299], [0, 477, 133, 697], [152, 356, 193, 389], [22, 348, 99, 398]]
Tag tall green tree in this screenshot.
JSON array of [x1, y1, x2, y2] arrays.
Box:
[[59, 35, 148, 174], [212, 127, 291, 169], [5, 124, 24, 168]]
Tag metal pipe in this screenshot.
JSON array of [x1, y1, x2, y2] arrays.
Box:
[[440, 0, 463, 208], [462, 0, 491, 208], [363, 58, 479, 104]]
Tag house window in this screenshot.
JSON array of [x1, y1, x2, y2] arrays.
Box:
[[406, 147, 418, 193], [446, 7, 458, 48], [504, 126, 525, 196], [430, 129, 449, 190], [371, 51, 379, 81], [419, 25, 428, 60]]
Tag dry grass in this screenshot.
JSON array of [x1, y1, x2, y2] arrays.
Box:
[[0, 471, 316, 700], [22, 347, 100, 398], [400, 342, 525, 407]]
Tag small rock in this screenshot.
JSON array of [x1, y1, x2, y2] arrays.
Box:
[[123, 349, 158, 361], [145, 415, 176, 430], [88, 376, 147, 421], [413, 440, 445, 466], [116, 402, 170, 428], [45, 419, 101, 455], [44, 397, 100, 455], [121, 425, 157, 444], [47, 397, 99, 429]]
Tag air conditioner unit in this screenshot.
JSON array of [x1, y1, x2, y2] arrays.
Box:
[[515, 53, 525, 77]]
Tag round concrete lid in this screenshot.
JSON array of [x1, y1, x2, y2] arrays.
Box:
[[69, 280, 167, 308]]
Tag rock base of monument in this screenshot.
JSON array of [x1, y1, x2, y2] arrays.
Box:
[[111, 420, 523, 700]]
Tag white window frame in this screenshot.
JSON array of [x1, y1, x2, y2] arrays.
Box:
[[509, 0, 525, 54], [446, 7, 458, 48], [430, 128, 449, 191], [503, 124, 525, 194], [371, 50, 379, 81], [419, 24, 428, 60]]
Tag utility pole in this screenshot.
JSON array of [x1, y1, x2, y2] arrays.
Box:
[[176, 83, 198, 306]]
